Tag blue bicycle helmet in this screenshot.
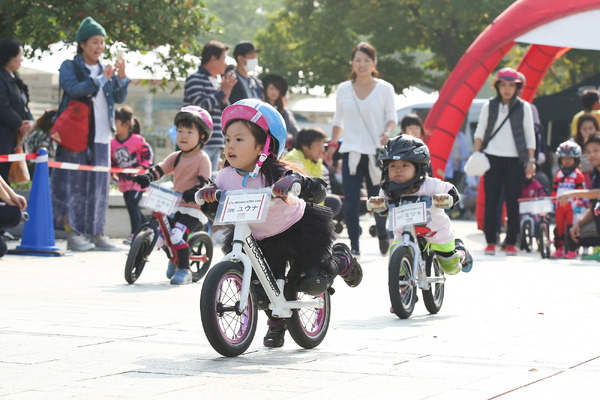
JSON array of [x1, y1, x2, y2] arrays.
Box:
[[221, 99, 287, 178]]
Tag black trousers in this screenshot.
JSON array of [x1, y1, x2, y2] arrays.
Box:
[[483, 155, 524, 246]]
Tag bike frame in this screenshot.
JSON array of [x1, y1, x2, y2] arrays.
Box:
[[395, 226, 446, 291], [151, 211, 208, 264], [216, 187, 324, 318]]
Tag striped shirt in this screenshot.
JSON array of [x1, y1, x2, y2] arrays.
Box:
[[183, 66, 227, 148]]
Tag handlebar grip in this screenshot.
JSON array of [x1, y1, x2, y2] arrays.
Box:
[[194, 191, 205, 205], [290, 182, 301, 197], [194, 189, 222, 205]]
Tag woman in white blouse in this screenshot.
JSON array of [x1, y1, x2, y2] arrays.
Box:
[[472, 67, 535, 256], [325, 42, 397, 256]]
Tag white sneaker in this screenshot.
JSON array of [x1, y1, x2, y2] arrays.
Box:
[[91, 235, 121, 251], [67, 233, 95, 252]]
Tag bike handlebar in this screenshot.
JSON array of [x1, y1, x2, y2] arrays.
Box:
[[194, 182, 301, 205]]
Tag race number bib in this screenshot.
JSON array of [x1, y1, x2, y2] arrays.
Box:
[[215, 191, 271, 225], [141, 184, 182, 216], [389, 202, 427, 229], [519, 198, 553, 214]]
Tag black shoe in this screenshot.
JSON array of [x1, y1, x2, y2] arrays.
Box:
[[333, 243, 363, 287], [378, 234, 389, 255], [263, 327, 286, 348]]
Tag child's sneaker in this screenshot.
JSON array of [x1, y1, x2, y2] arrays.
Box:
[[455, 238, 473, 273], [166, 261, 176, 279], [263, 326, 286, 348], [170, 268, 192, 285], [484, 244, 495, 255], [551, 248, 565, 258], [564, 250, 578, 259], [333, 243, 363, 287]]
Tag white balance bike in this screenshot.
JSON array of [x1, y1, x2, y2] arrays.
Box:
[[196, 184, 331, 357]]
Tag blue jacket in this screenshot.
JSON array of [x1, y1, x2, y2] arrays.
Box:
[[0, 69, 32, 154], [55, 54, 130, 135]]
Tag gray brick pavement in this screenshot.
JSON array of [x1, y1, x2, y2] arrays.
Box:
[[1, 219, 599, 399]]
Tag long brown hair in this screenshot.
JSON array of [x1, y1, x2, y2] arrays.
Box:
[[349, 42, 378, 82], [575, 114, 600, 148]]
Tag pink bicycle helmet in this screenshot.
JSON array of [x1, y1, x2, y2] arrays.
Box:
[[174, 105, 213, 145], [221, 99, 287, 178], [494, 67, 523, 88]]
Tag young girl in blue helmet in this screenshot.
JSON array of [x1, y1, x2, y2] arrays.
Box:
[[133, 106, 213, 285], [196, 99, 363, 348], [367, 135, 473, 278]]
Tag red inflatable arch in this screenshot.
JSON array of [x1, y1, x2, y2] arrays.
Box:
[[424, 0, 600, 178]]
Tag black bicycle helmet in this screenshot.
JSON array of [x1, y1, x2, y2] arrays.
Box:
[[555, 140, 581, 176], [378, 135, 430, 200]]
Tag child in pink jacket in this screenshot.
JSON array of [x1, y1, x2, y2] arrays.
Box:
[[110, 106, 153, 244]]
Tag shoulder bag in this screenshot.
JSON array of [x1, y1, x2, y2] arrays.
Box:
[[51, 60, 91, 152], [8, 123, 30, 184], [464, 102, 517, 176]]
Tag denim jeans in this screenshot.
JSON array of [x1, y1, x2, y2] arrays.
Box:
[[341, 153, 386, 252]]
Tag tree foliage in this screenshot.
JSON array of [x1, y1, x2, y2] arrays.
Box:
[[0, 0, 216, 86], [255, 0, 514, 94], [202, 0, 282, 47]]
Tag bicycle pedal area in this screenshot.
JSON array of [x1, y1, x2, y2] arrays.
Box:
[[2, 216, 600, 398]]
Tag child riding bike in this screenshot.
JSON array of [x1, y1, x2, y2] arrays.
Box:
[[551, 141, 586, 259], [367, 135, 473, 275], [195, 99, 363, 348], [133, 106, 212, 285]]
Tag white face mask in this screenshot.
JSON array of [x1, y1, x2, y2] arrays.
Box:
[[244, 57, 259, 73]]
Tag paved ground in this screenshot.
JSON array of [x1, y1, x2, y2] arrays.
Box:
[[1, 218, 599, 399]]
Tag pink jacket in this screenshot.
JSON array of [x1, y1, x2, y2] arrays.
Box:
[[110, 134, 153, 192]]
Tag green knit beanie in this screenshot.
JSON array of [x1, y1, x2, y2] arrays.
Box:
[[76, 17, 106, 44]]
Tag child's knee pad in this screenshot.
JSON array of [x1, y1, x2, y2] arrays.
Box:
[[436, 252, 461, 275], [170, 222, 187, 247]]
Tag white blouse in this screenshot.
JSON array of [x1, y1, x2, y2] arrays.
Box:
[[333, 79, 397, 155], [474, 100, 535, 158]]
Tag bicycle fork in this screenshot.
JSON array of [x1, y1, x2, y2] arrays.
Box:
[[400, 231, 445, 291]]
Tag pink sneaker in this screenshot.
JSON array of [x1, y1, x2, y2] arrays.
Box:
[[564, 250, 578, 259], [505, 245, 518, 256], [551, 248, 565, 258], [484, 244, 495, 255]]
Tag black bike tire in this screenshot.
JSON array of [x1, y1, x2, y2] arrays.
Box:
[[422, 253, 445, 314], [187, 231, 213, 282], [284, 285, 331, 349], [388, 246, 417, 319], [200, 261, 257, 357], [124, 230, 154, 284]]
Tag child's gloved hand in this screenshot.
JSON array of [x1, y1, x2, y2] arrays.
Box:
[[133, 173, 152, 189], [195, 184, 218, 203], [366, 196, 388, 214], [273, 172, 303, 197], [432, 193, 453, 209], [182, 187, 198, 203]]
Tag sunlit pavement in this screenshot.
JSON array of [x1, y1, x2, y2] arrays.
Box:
[[1, 218, 599, 399]]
